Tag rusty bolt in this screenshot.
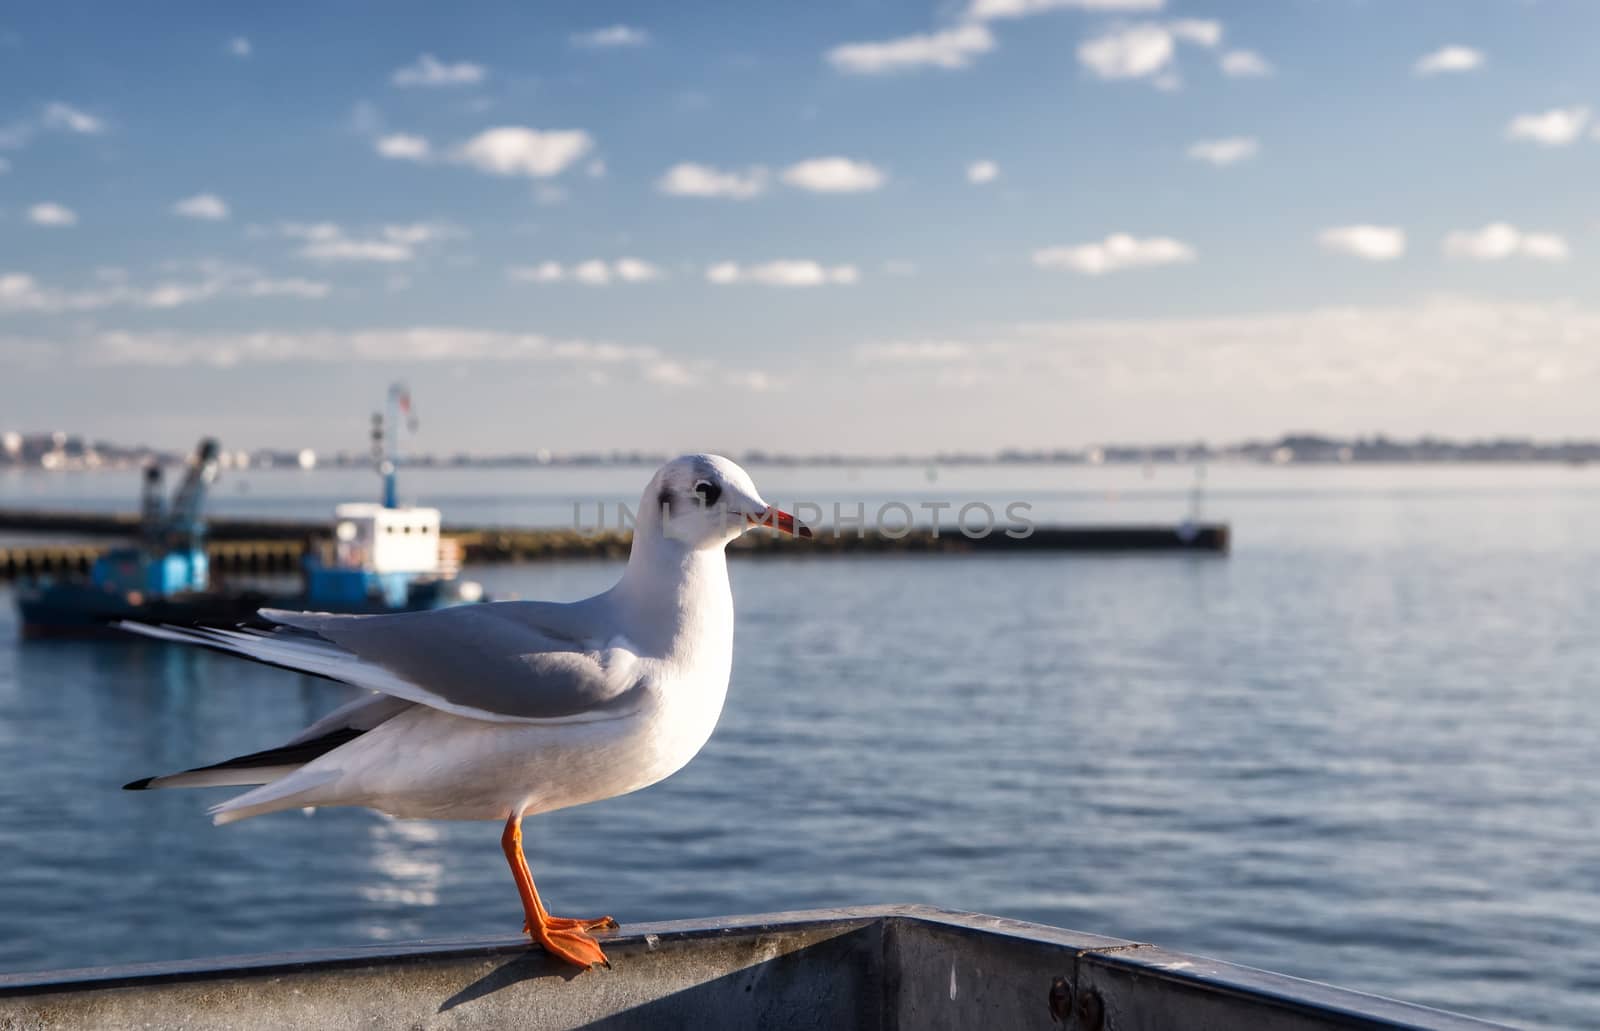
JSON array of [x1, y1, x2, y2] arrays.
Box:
[[1077, 987, 1105, 1031], [1047, 977, 1073, 1023]]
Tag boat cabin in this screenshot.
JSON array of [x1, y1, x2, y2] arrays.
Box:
[[331, 503, 442, 575]]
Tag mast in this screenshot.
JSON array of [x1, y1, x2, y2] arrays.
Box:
[[139, 462, 166, 552], [374, 383, 415, 509]]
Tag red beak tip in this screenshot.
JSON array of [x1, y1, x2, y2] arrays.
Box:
[[753, 508, 811, 538]]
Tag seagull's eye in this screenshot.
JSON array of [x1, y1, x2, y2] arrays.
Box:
[[693, 480, 722, 506]]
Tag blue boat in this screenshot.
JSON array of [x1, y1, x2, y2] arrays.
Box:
[[16, 386, 481, 637], [296, 385, 482, 614]]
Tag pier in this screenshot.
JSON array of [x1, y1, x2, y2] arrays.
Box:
[[0, 906, 1497, 1030], [0, 516, 1228, 580], [0, 540, 307, 580]]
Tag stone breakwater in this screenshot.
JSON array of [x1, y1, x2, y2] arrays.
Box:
[[0, 520, 1227, 580]]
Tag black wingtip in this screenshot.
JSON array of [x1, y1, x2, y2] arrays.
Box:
[[123, 777, 155, 791]]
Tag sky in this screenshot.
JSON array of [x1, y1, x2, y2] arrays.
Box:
[[2, 0, 1599, 455]]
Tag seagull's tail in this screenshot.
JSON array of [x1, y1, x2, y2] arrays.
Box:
[[208, 770, 342, 826]]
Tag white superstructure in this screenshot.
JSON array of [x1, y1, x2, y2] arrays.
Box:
[[333, 503, 442, 574]]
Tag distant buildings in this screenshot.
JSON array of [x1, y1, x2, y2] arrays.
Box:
[[3, 429, 1599, 472]]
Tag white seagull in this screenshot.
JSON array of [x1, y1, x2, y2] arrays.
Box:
[[122, 454, 810, 969]]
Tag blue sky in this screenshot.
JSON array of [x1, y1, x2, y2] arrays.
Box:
[[2, 0, 1598, 454]]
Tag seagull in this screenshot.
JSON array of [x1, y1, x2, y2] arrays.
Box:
[[121, 454, 810, 969]]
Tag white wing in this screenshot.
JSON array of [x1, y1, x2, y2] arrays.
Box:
[[121, 600, 647, 725]]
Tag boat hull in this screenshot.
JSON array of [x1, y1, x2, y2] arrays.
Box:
[[16, 578, 472, 638]]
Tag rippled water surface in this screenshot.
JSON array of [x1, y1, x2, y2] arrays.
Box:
[[2, 464, 1597, 1028]]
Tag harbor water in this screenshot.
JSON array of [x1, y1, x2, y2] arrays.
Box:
[[1, 464, 1597, 1029]]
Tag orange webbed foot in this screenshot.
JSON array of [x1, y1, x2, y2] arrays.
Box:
[[525, 915, 618, 934], [530, 922, 611, 969], [501, 814, 613, 970]]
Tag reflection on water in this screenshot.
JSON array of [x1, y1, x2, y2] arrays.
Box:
[[363, 819, 446, 908], [358, 819, 446, 940], [1, 468, 1599, 1029]]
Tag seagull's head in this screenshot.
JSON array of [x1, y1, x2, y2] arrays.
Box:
[[644, 453, 811, 550]]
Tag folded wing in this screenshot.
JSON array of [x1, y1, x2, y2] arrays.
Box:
[[121, 600, 646, 725]]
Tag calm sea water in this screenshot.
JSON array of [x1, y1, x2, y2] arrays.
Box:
[[1, 463, 1597, 1029]]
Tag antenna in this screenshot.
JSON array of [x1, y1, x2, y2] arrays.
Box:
[[376, 383, 415, 509], [1188, 449, 1207, 524]]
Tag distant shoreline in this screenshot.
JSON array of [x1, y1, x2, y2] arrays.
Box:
[[6, 429, 1600, 472], [4, 455, 1599, 475]]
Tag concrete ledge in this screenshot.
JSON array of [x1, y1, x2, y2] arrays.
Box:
[[0, 906, 1505, 1030]]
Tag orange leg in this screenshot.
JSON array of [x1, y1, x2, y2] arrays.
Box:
[[500, 814, 616, 969]]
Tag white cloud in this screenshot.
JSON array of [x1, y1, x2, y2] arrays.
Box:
[[41, 102, 104, 134], [1078, 24, 1175, 79], [781, 157, 886, 193], [646, 360, 697, 386], [826, 24, 995, 75], [857, 340, 974, 363], [570, 25, 650, 49], [391, 54, 487, 87], [967, 0, 1163, 20], [237, 278, 330, 299], [1413, 45, 1482, 76], [509, 258, 663, 285], [1506, 106, 1590, 147], [278, 221, 460, 263], [1187, 137, 1258, 166], [656, 162, 768, 199], [299, 239, 412, 263], [376, 133, 431, 161], [853, 298, 1600, 422], [722, 369, 779, 392], [381, 223, 456, 247], [0, 274, 48, 312], [4, 326, 735, 392], [0, 263, 329, 315], [228, 36, 252, 58], [706, 261, 859, 287], [1318, 225, 1406, 261], [172, 193, 230, 220], [1075, 19, 1223, 82], [1167, 19, 1222, 48], [1220, 49, 1273, 78], [508, 262, 564, 284], [28, 202, 77, 227], [49, 328, 662, 369], [615, 257, 662, 282], [967, 159, 1000, 184], [1442, 223, 1569, 262], [453, 127, 594, 178], [1033, 234, 1196, 275], [573, 260, 612, 286], [0, 102, 108, 152]]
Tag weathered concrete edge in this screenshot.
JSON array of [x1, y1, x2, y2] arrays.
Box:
[[1078, 942, 1511, 1031], [0, 904, 1508, 1029], [0, 907, 892, 996], [891, 908, 1511, 1031]]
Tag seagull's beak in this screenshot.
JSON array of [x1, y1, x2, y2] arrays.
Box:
[[749, 507, 813, 538]]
